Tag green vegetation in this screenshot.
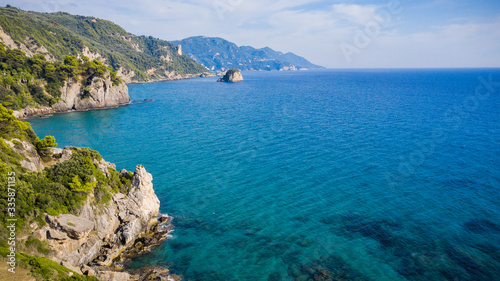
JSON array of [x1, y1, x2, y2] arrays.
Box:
[[0, 6, 210, 81], [25, 235, 51, 255], [12, 145, 130, 219], [0, 139, 130, 227], [0, 42, 121, 110]]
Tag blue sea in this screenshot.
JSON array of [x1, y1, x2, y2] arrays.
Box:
[[30, 69, 500, 281]]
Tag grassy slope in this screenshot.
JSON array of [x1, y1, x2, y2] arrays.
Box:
[[0, 247, 99, 281]]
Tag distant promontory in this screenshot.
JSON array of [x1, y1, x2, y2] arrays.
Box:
[[171, 36, 324, 72]]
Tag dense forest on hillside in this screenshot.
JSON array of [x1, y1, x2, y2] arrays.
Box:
[[0, 6, 209, 81]]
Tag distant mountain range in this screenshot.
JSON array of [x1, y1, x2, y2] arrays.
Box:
[[171, 36, 324, 71]]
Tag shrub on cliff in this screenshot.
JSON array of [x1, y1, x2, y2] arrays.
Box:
[[18, 253, 100, 281], [35, 135, 57, 156]]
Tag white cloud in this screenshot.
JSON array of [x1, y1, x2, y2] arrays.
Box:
[[344, 18, 500, 68], [332, 4, 380, 26]]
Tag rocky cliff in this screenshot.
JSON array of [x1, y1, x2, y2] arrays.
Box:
[[33, 162, 165, 280], [11, 144, 173, 280], [13, 75, 130, 119], [55, 76, 130, 112]]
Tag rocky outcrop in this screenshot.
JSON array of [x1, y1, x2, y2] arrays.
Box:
[[4, 139, 44, 171], [217, 69, 243, 83], [13, 75, 130, 119], [46, 214, 94, 240], [54, 76, 129, 112], [12, 106, 53, 119], [116, 67, 136, 84], [34, 162, 170, 279]]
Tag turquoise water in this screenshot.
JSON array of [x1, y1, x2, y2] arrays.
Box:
[[30, 70, 500, 280]]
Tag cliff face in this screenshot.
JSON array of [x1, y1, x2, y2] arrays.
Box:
[[54, 76, 130, 112], [217, 69, 244, 83], [32, 157, 163, 279], [13, 75, 130, 119], [4, 139, 44, 171]]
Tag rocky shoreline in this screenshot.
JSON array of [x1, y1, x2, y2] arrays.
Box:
[[85, 214, 179, 281], [127, 72, 216, 85], [13, 102, 132, 120]]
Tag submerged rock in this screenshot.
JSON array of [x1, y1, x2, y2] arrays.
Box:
[[444, 244, 492, 280], [128, 266, 182, 281], [464, 218, 500, 234], [287, 255, 369, 281], [345, 222, 394, 247]]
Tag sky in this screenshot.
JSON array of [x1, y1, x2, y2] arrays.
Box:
[[2, 0, 500, 68]]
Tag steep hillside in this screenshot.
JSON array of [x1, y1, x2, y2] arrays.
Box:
[[0, 6, 211, 82], [171, 36, 324, 71], [0, 42, 129, 117]]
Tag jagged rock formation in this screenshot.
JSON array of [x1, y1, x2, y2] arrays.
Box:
[[54, 76, 130, 112], [13, 75, 130, 119], [26, 150, 172, 280], [217, 69, 243, 83], [0, 109, 174, 280], [35, 164, 159, 267], [4, 139, 45, 171]]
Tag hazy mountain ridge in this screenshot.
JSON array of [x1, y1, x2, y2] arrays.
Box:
[[171, 36, 324, 71]]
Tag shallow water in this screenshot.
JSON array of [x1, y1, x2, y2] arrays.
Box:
[[30, 69, 500, 280]]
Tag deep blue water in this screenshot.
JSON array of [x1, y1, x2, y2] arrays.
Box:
[[30, 69, 500, 280]]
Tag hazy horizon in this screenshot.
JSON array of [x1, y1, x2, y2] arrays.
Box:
[[2, 0, 500, 68]]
